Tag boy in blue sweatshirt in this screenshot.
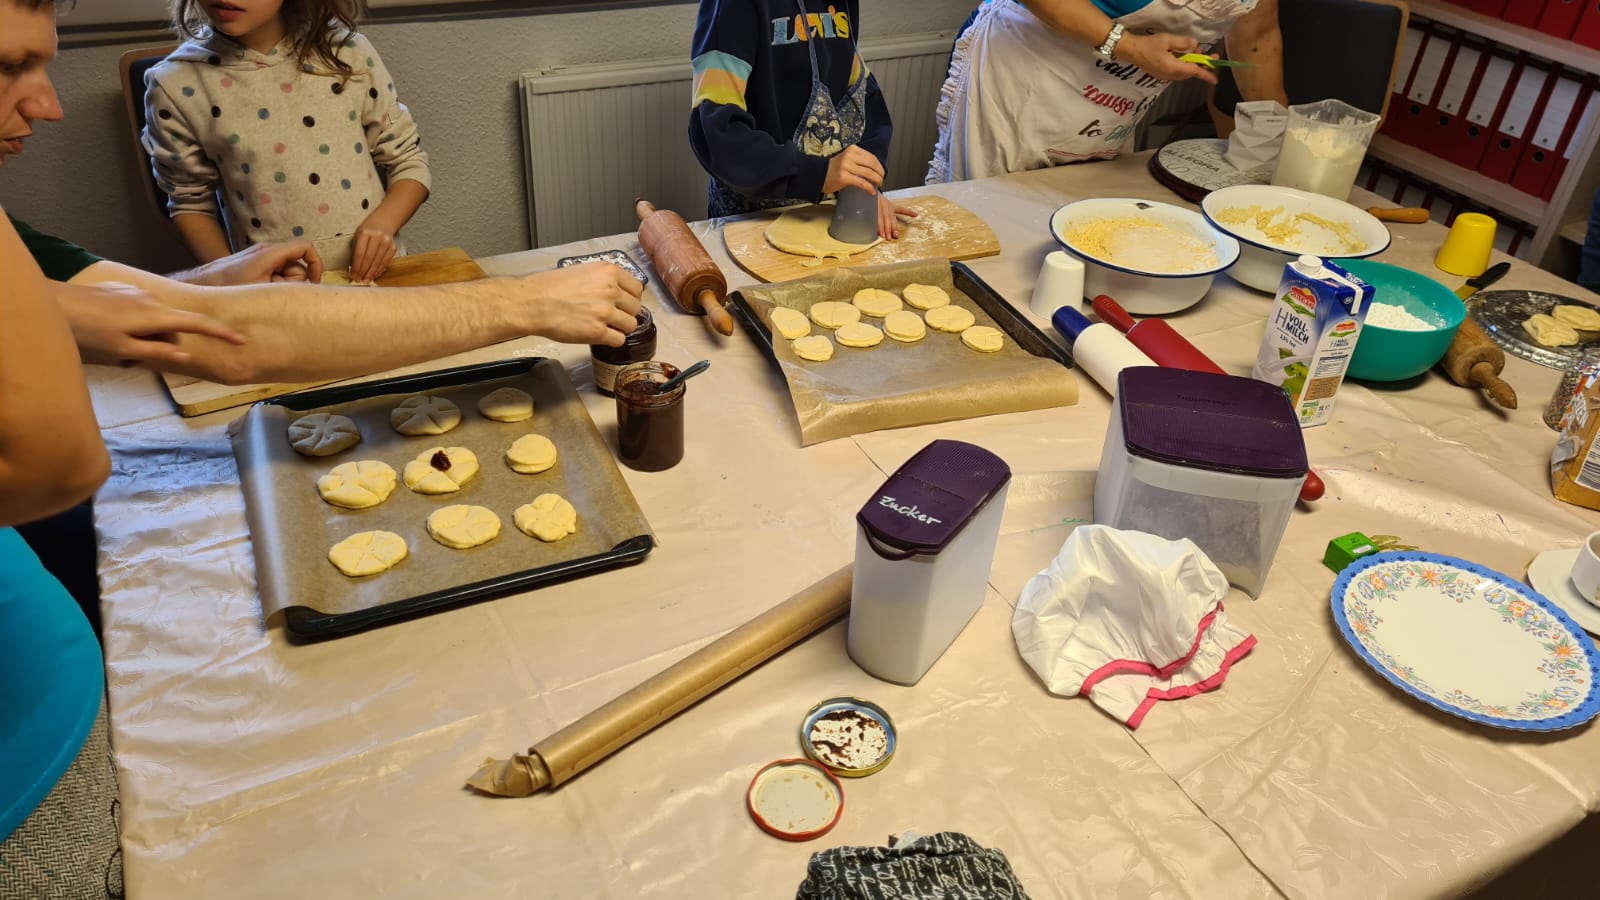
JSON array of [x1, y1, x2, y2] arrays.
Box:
[[689, 0, 912, 239]]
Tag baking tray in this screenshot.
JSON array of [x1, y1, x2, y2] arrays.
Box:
[[727, 260, 1073, 370], [231, 358, 653, 641], [1466, 290, 1600, 370]]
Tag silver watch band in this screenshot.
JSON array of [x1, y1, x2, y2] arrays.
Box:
[[1097, 22, 1125, 61]]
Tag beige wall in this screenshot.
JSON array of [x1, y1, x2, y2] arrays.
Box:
[[0, 2, 974, 271]]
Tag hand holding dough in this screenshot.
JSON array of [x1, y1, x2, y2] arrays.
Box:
[[925, 305, 976, 333], [835, 322, 884, 348], [1524, 313, 1580, 347], [391, 395, 462, 436], [791, 334, 835, 361], [287, 413, 361, 457], [902, 283, 951, 310], [769, 307, 812, 339], [427, 505, 502, 549], [506, 434, 559, 474], [317, 460, 398, 509], [403, 446, 480, 494], [514, 493, 579, 543], [852, 288, 903, 317], [478, 387, 534, 423], [883, 310, 926, 343], [809, 301, 861, 330], [328, 530, 408, 577]]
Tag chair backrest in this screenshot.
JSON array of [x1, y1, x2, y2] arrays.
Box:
[[1212, 0, 1409, 123], [118, 46, 180, 228]]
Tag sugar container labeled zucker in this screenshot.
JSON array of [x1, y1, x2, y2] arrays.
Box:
[[849, 440, 1011, 685], [1095, 368, 1308, 597], [1252, 255, 1371, 428]]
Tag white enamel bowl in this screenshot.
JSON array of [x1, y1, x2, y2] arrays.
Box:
[[1201, 184, 1392, 293], [1049, 198, 1240, 316]]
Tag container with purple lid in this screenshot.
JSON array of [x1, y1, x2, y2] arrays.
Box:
[[850, 440, 1011, 685], [1096, 368, 1308, 597]]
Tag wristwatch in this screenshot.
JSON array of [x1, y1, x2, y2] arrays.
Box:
[[1097, 23, 1125, 61]]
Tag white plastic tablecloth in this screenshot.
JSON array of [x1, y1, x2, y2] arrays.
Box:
[[89, 154, 1600, 899]]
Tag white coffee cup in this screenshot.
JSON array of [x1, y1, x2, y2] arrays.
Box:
[[1030, 251, 1086, 318], [1568, 530, 1600, 608]]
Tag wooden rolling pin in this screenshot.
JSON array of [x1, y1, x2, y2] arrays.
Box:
[[635, 199, 734, 336], [1367, 206, 1431, 224], [1440, 317, 1518, 408]]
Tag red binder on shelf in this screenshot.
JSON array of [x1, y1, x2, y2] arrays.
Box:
[[1383, 24, 1430, 142], [1575, 0, 1600, 50], [1512, 73, 1591, 197], [1450, 46, 1516, 170], [1543, 84, 1599, 198], [1504, 0, 1549, 27], [1480, 57, 1553, 183], [1396, 24, 1456, 147], [1419, 36, 1466, 156], [1470, 0, 1510, 16], [1537, 0, 1585, 38], [1428, 38, 1486, 158]]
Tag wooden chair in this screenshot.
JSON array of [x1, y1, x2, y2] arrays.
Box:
[[1208, 0, 1409, 138], [118, 45, 186, 232]]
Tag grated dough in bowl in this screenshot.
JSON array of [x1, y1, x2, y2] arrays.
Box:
[[1061, 217, 1219, 274]]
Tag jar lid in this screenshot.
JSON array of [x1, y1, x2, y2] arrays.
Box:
[[856, 440, 1011, 559], [799, 696, 896, 777], [1116, 368, 1307, 478], [746, 758, 844, 841]]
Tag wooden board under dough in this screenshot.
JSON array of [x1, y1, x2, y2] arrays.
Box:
[[721, 195, 1001, 283], [160, 247, 489, 417]]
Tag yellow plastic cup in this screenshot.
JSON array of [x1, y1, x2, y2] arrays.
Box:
[[1434, 212, 1497, 277]]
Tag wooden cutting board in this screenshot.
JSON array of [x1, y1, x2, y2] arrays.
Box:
[[721, 195, 1001, 283], [161, 247, 489, 417]]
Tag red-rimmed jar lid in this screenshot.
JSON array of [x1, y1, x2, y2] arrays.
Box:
[[745, 758, 844, 841]]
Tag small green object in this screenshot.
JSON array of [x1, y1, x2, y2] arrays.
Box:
[[1324, 532, 1379, 573]]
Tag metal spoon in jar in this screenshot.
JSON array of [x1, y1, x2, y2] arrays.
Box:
[[657, 359, 710, 393]]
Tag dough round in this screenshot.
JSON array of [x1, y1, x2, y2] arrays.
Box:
[[287, 413, 360, 457], [902, 283, 951, 310], [391, 395, 461, 436], [809, 301, 861, 330], [426, 505, 501, 549], [328, 530, 408, 577], [1552, 305, 1600, 333], [925, 305, 977, 333], [478, 387, 534, 423], [514, 493, 579, 543], [317, 460, 397, 510], [402, 446, 480, 494], [1523, 313, 1580, 347], [852, 288, 903, 317], [883, 310, 927, 343], [835, 322, 884, 348], [765, 204, 883, 259], [791, 335, 835, 362], [769, 307, 812, 340], [961, 325, 1006, 353], [506, 434, 559, 474]]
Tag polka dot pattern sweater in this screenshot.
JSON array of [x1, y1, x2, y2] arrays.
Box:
[[141, 30, 430, 268]]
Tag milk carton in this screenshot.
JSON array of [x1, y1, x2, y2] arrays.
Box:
[[1252, 255, 1371, 428]]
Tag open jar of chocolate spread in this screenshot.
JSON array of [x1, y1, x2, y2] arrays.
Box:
[[591, 308, 656, 398], [615, 360, 684, 471]]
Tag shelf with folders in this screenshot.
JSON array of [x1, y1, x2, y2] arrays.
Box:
[[1357, 156, 1539, 260]]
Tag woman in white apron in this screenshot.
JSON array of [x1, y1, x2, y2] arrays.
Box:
[[927, 0, 1285, 183]]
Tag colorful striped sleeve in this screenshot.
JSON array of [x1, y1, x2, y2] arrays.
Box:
[[691, 50, 752, 110]]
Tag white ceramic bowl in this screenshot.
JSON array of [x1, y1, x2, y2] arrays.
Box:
[[1200, 184, 1391, 293], [1049, 198, 1240, 315]]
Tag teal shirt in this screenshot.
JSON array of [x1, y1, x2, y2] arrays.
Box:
[[1091, 0, 1152, 16], [0, 528, 104, 842]]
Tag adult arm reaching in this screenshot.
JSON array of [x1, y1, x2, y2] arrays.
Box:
[[1225, 0, 1287, 105]]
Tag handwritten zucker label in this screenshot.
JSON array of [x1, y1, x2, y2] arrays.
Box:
[[878, 496, 942, 525]]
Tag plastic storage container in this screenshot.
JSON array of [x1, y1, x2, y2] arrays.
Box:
[[1095, 368, 1307, 597], [849, 440, 1011, 685]]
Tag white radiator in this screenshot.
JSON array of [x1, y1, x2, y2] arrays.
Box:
[[519, 33, 955, 248]]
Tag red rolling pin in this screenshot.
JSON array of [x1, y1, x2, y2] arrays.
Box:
[[1090, 294, 1327, 503], [635, 199, 734, 336]]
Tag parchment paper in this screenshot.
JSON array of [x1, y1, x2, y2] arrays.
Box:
[[736, 259, 1079, 445], [230, 359, 652, 624]]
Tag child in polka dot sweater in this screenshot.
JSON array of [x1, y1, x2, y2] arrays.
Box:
[[142, 0, 429, 282]]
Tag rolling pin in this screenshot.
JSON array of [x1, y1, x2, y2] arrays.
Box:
[[1440, 317, 1518, 408], [1367, 206, 1431, 224], [635, 199, 734, 336]]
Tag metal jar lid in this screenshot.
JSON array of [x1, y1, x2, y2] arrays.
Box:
[[799, 697, 897, 778], [746, 758, 844, 841]]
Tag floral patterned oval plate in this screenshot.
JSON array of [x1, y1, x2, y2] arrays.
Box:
[[1332, 551, 1600, 731]]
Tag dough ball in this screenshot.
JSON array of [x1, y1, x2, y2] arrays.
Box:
[[328, 530, 407, 577], [792, 335, 835, 362], [852, 288, 903, 317], [514, 493, 579, 543], [317, 460, 397, 510], [883, 310, 927, 343], [391, 395, 461, 436], [809, 301, 861, 330], [426, 504, 501, 549], [769, 307, 812, 340], [835, 322, 884, 348], [1552, 305, 1600, 333], [478, 387, 534, 423], [402, 446, 480, 494], [925, 305, 977, 333], [961, 325, 1006, 353], [287, 413, 360, 457], [1523, 313, 1580, 348], [506, 434, 559, 474], [902, 283, 951, 310]]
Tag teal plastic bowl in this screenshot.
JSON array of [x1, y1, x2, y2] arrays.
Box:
[[1340, 259, 1465, 382]]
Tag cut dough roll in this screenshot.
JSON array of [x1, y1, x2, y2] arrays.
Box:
[[791, 334, 835, 362], [403, 446, 480, 494], [427, 505, 502, 549], [961, 325, 1006, 353], [852, 288, 903, 318], [317, 460, 397, 510], [328, 530, 408, 577], [883, 310, 926, 343], [478, 387, 534, 423], [902, 283, 951, 310], [287, 413, 360, 457], [514, 493, 579, 543], [391, 395, 462, 436], [925, 305, 976, 333], [506, 434, 559, 474], [809, 301, 861, 330], [769, 307, 812, 340], [835, 322, 884, 348]]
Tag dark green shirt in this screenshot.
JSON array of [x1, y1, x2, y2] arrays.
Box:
[[8, 215, 102, 282]]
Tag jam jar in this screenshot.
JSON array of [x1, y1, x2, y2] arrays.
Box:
[[591, 308, 657, 398], [615, 361, 685, 472]]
